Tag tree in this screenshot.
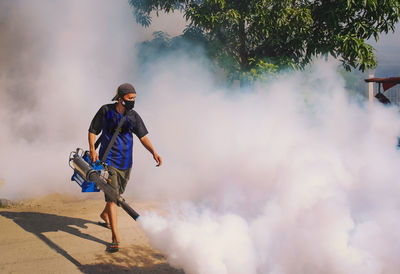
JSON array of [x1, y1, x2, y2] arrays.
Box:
[[129, 0, 400, 85], [135, 29, 212, 70]]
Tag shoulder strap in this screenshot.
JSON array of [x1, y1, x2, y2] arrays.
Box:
[[94, 136, 101, 150], [97, 115, 127, 163]]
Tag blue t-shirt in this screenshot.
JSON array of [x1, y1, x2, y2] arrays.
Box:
[[89, 103, 148, 170]]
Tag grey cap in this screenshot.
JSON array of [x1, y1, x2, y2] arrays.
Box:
[[112, 83, 136, 101]]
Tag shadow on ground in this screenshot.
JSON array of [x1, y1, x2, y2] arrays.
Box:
[[0, 211, 107, 266], [80, 245, 184, 273], [0, 211, 185, 273]]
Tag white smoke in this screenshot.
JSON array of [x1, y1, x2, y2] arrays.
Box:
[[133, 58, 400, 274], [2, 2, 400, 274], [0, 0, 147, 198], [0, 1, 189, 199]]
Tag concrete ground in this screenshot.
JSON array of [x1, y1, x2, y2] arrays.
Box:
[[0, 194, 183, 274]]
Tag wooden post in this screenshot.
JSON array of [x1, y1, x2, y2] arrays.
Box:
[[368, 72, 374, 106]]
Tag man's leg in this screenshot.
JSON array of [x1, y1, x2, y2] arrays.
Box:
[[100, 204, 110, 225], [107, 201, 120, 243], [103, 166, 129, 250]]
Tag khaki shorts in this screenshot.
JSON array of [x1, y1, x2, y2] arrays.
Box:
[[104, 165, 131, 202]]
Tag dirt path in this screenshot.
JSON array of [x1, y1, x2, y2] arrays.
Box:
[[0, 194, 183, 274]]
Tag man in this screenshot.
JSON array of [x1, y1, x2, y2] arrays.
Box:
[[88, 83, 162, 252]]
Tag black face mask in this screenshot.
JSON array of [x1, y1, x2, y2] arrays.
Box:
[[122, 99, 135, 110]]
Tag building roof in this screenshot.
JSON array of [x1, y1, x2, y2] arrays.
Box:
[[364, 76, 400, 91]]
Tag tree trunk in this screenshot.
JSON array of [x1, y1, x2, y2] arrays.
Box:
[[238, 17, 248, 88]]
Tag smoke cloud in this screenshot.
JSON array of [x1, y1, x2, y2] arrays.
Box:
[[134, 58, 400, 273], [2, 2, 400, 274], [0, 0, 148, 198]]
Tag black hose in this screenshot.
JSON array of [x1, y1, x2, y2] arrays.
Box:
[[72, 153, 140, 221]]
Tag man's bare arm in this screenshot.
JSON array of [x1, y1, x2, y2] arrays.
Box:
[[88, 132, 99, 162], [140, 135, 162, 166]]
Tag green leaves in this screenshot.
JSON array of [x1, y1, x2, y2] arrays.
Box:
[[130, 0, 400, 85], [338, 34, 376, 71]]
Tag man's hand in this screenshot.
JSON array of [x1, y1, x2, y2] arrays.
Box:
[[153, 153, 162, 167], [89, 149, 99, 163]]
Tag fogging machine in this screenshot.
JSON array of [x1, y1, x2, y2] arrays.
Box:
[[69, 148, 140, 221]]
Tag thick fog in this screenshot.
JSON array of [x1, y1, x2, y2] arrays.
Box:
[[1, 2, 400, 274]]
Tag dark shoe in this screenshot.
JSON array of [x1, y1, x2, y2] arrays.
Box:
[[107, 242, 119, 253]]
